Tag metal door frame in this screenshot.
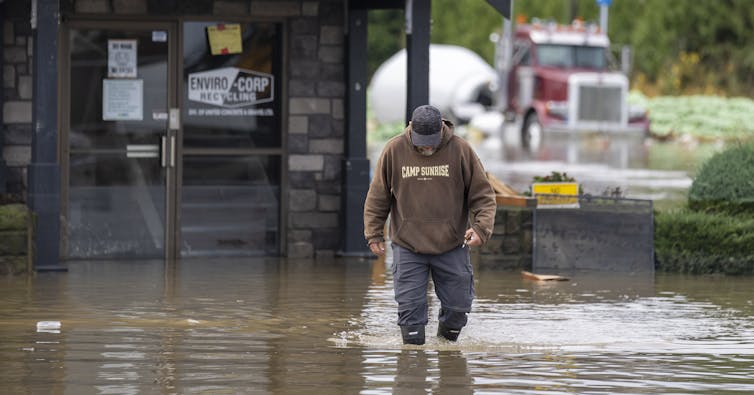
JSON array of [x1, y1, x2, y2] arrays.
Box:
[[59, 19, 179, 260]]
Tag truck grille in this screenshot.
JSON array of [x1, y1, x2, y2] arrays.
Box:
[[577, 85, 622, 122]]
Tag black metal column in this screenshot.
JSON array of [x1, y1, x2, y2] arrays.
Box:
[[0, 3, 6, 193], [405, 0, 430, 124], [339, 7, 371, 257], [29, 0, 64, 271]]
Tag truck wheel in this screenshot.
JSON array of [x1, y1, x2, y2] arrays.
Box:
[[522, 112, 542, 153]]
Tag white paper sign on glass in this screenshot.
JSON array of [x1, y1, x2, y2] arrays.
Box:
[[103, 79, 143, 121]]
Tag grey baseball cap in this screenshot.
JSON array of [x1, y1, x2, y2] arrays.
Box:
[[410, 105, 442, 147]]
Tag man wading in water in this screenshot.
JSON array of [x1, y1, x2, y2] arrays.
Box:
[[364, 105, 497, 345]]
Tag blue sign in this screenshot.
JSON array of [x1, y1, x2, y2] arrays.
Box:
[[596, 0, 612, 6]]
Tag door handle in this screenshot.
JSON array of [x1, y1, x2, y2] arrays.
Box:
[[161, 136, 168, 167], [126, 144, 160, 158], [170, 136, 176, 168]]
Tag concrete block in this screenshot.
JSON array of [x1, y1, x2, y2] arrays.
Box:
[[289, 98, 330, 114], [290, 212, 338, 228], [492, 220, 507, 236], [302, 2, 318, 16], [308, 115, 333, 137], [288, 134, 308, 154], [18, 75, 32, 99], [288, 171, 317, 188], [521, 229, 533, 253], [502, 235, 520, 254], [318, 45, 343, 63], [113, 0, 147, 13], [289, 188, 317, 211], [291, 18, 318, 34], [213, 0, 248, 15], [291, 34, 318, 59], [289, 80, 316, 96], [251, 1, 300, 17], [4, 47, 26, 63], [2, 146, 30, 166], [15, 36, 26, 46], [319, 2, 343, 24], [481, 236, 504, 255], [317, 81, 345, 97], [322, 156, 341, 181], [4, 22, 14, 45], [506, 210, 521, 233], [289, 60, 320, 78], [310, 138, 343, 154], [287, 241, 313, 258], [320, 26, 343, 45], [3, 65, 15, 88], [3, 101, 31, 123], [287, 229, 312, 243], [315, 179, 341, 195], [4, 125, 32, 145], [313, 227, 340, 250], [289, 115, 308, 134], [289, 154, 324, 171], [75, 0, 110, 13], [318, 195, 340, 212], [332, 99, 343, 120], [319, 63, 342, 80], [331, 120, 344, 137]]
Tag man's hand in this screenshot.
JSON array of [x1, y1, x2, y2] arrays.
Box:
[[464, 228, 482, 247], [369, 241, 386, 256]]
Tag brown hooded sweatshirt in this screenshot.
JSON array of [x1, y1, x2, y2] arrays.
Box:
[[364, 120, 497, 255]]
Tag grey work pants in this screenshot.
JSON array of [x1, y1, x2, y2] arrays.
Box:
[[392, 243, 474, 330]]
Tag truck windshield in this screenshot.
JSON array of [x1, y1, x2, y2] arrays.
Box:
[[536, 44, 606, 69]]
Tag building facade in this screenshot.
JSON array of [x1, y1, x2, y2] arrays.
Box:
[[0, 0, 448, 267]]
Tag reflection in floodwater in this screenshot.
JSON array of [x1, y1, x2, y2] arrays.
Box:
[[465, 125, 701, 209], [1, 258, 754, 393]]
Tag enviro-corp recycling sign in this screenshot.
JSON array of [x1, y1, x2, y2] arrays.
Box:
[[187, 67, 274, 116]]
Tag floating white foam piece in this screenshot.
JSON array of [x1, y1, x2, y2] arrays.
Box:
[[36, 321, 61, 333]]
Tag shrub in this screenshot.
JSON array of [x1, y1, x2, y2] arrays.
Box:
[[654, 209, 754, 274], [687, 142, 754, 217]]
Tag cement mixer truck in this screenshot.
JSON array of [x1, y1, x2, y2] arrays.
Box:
[[499, 18, 649, 152]]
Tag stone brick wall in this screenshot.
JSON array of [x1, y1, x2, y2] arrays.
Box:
[[285, 1, 345, 258], [2, 0, 34, 196], [475, 206, 534, 270]]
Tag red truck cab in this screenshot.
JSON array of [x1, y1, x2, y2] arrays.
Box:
[[504, 19, 649, 152]]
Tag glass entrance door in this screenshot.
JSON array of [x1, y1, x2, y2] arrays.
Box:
[[63, 22, 177, 259], [179, 21, 283, 257]]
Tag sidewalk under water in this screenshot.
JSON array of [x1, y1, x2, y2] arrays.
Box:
[[1, 257, 753, 393]]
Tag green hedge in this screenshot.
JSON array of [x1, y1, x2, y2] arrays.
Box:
[[655, 209, 754, 274], [688, 142, 754, 217]]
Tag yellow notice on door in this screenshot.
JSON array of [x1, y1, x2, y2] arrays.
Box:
[[532, 182, 580, 208], [207, 23, 242, 55]]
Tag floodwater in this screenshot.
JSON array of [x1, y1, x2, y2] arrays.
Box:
[[466, 124, 722, 210], [2, 258, 754, 394]]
